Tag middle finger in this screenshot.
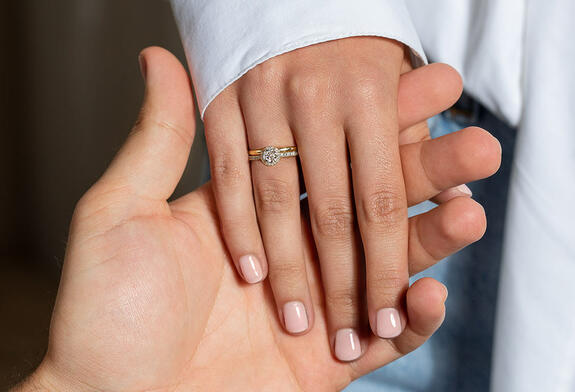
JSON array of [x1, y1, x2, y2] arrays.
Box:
[[346, 91, 409, 340], [294, 117, 366, 362]]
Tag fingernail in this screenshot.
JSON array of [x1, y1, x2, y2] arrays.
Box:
[[376, 308, 402, 338], [238, 255, 264, 284], [335, 328, 362, 361], [456, 184, 473, 196], [138, 53, 147, 81], [434, 184, 473, 203], [283, 301, 309, 334], [442, 284, 449, 301]]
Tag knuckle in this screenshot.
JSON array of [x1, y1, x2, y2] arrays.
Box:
[[313, 200, 355, 239], [349, 76, 384, 103], [268, 261, 306, 284], [244, 58, 283, 89], [359, 189, 406, 226], [286, 73, 331, 107], [134, 115, 192, 146], [211, 152, 246, 187], [153, 118, 193, 145], [371, 267, 405, 293], [325, 288, 357, 315], [254, 178, 295, 213], [219, 214, 254, 233]]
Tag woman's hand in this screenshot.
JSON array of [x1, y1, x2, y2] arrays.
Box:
[[15, 47, 500, 391], [203, 37, 494, 359]]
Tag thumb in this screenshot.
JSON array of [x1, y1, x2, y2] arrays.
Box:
[[100, 46, 197, 201]]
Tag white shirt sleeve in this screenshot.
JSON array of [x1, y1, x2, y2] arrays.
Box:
[[170, 0, 426, 119]]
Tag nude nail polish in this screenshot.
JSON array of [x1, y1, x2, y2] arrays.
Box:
[[376, 308, 402, 338], [283, 301, 309, 334], [335, 328, 362, 361], [456, 184, 473, 196], [238, 255, 264, 284], [434, 184, 473, 203]]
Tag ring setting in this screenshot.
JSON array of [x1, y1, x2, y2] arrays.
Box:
[[248, 146, 298, 166]]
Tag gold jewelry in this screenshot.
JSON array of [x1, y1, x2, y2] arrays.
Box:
[[248, 146, 298, 166]]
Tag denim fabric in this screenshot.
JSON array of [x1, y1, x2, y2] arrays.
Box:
[[346, 96, 517, 392]]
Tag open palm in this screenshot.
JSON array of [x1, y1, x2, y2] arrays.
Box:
[[31, 48, 500, 392]]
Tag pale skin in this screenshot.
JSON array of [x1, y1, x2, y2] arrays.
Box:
[[12, 47, 500, 391], [203, 36, 488, 356]]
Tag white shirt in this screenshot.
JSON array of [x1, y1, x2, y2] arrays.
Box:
[[406, 3, 575, 391], [170, 1, 575, 390], [169, 0, 426, 119]]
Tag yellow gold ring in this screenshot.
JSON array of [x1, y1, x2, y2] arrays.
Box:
[[248, 146, 298, 166]]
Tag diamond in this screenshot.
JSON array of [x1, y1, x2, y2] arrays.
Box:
[[260, 146, 281, 166]]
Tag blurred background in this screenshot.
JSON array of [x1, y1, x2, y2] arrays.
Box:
[[0, 1, 207, 387]]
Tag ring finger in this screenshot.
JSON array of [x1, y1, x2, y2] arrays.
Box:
[[241, 95, 314, 335]]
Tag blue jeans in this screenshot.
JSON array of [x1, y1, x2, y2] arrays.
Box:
[[346, 95, 517, 391]]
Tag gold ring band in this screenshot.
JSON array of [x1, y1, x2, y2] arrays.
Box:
[[248, 146, 298, 166], [248, 146, 297, 156]]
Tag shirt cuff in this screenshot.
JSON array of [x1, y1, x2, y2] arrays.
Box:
[[170, 0, 426, 119]]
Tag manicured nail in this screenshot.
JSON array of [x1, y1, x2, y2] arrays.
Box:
[[434, 184, 473, 203], [238, 255, 264, 284], [283, 301, 308, 334], [376, 308, 402, 338], [335, 328, 362, 362], [456, 184, 473, 196]]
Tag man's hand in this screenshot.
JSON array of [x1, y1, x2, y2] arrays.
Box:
[[16, 47, 500, 391]]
